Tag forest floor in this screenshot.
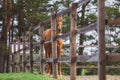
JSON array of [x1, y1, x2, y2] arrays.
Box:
[[60, 75, 120, 80]]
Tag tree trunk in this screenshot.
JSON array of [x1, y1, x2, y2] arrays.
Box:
[[0, 0, 12, 73], [0, 48, 4, 72]]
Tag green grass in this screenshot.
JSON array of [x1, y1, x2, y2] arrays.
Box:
[[0, 73, 55, 80]]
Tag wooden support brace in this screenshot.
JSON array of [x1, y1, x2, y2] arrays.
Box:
[[29, 29, 33, 73], [98, 0, 106, 80], [51, 14, 58, 78], [39, 23, 45, 74], [70, 3, 77, 80]]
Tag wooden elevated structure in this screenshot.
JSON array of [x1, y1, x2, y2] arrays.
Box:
[[9, 0, 120, 80]]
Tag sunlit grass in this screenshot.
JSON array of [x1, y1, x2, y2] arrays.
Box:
[[0, 72, 55, 80]]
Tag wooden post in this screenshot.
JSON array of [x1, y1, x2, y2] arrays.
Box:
[[29, 29, 33, 73], [17, 37, 21, 72], [9, 43, 12, 72], [23, 33, 27, 72], [70, 3, 77, 80], [13, 41, 16, 72], [51, 14, 58, 78], [98, 0, 106, 80], [39, 23, 45, 74]]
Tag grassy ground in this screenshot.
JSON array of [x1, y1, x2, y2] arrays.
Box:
[[0, 73, 120, 80], [0, 73, 55, 80]]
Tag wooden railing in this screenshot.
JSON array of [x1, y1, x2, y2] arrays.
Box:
[[9, 0, 120, 80]]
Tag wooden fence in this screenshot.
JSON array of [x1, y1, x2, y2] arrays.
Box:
[[9, 0, 120, 80]]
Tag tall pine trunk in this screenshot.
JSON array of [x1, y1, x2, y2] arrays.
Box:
[[0, 0, 12, 73]]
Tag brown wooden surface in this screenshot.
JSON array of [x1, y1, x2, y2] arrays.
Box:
[[98, 0, 106, 80], [17, 38, 21, 72], [13, 41, 16, 72], [39, 23, 45, 74], [29, 30, 33, 73], [78, 0, 90, 7], [70, 3, 77, 80], [107, 54, 120, 62], [108, 18, 120, 26], [51, 14, 58, 78], [77, 65, 120, 69], [23, 33, 27, 72], [9, 44, 12, 72]]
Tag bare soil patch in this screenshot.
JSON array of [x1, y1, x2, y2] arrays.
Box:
[[60, 75, 120, 80]]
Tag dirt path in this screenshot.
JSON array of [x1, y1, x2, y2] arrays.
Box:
[[59, 75, 120, 80]]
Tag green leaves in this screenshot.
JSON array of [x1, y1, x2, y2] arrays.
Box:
[[106, 6, 120, 19]]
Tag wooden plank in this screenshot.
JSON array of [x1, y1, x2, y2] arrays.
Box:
[[76, 23, 97, 34], [78, 45, 120, 48], [70, 3, 77, 80], [57, 55, 98, 62], [56, 7, 72, 17], [108, 18, 120, 26], [44, 58, 53, 62], [32, 55, 98, 63], [98, 0, 106, 80], [23, 33, 27, 72], [51, 14, 58, 78], [33, 25, 39, 31], [9, 43, 12, 72], [77, 66, 120, 69], [58, 57, 70, 62], [17, 37, 21, 72], [33, 42, 39, 48], [107, 54, 120, 62], [77, 54, 98, 62], [64, 44, 120, 49], [13, 41, 16, 72], [29, 29, 33, 73], [78, 0, 90, 7], [39, 23, 45, 74]]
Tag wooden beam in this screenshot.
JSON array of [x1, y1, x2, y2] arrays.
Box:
[[51, 14, 58, 78], [23, 33, 27, 72], [70, 3, 77, 80], [108, 18, 120, 26], [39, 23, 45, 74], [98, 0, 106, 80], [29, 29, 33, 73], [44, 58, 53, 62], [17, 37, 21, 72], [57, 55, 98, 63], [13, 41, 16, 72], [58, 57, 70, 62], [77, 45, 120, 48], [77, 54, 98, 62], [78, 0, 90, 7], [77, 65, 120, 69], [9, 43, 12, 72], [107, 54, 120, 62], [76, 23, 97, 34]]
